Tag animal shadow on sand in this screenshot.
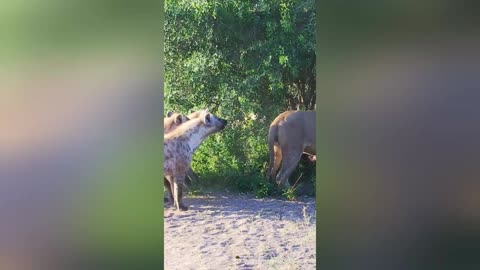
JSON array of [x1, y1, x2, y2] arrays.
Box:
[[164, 193, 316, 223]]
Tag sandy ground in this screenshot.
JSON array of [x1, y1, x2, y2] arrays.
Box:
[[164, 192, 316, 270]]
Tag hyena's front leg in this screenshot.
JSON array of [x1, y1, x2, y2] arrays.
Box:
[[172, 175, 188, 211], [164, 177, 174, 207]]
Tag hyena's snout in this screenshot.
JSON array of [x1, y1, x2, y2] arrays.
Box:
[[218, 118, 228, 130]]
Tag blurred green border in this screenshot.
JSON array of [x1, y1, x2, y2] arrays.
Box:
[[0, 0, 167, 267]]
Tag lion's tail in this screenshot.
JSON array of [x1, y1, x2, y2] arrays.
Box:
[[267, 124, 278, 179]]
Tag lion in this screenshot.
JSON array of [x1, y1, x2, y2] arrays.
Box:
[[268, 110, 316, 188]]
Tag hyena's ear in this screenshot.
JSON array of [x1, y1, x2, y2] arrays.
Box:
[[175, 114, 184, 124], [204, 113, 211, 125], [167, 111, 174, 117]]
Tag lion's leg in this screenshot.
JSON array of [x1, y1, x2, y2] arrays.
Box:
[[276, 148, 303, 188], [172, 175, 188, 211], [270, 144, 283, 180]]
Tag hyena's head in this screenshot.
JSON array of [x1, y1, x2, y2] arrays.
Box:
[[196, 109, 228, 136], [164, 112, 190, 133], [188, 109, 202, 120]]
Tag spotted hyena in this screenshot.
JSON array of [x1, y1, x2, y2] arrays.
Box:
[[164, 110, 227, 211], [163, 110, 204, 205]]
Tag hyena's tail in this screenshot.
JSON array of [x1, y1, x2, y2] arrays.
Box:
[[267, 124, 279, 180]]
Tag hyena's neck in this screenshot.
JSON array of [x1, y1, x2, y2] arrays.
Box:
[[184, 127, 209, 152], [168, 118, 210, 152]]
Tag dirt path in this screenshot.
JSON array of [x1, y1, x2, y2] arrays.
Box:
[[164, 192, 316, 270]]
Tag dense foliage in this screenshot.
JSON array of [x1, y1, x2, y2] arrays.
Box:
[[164, 0, 316, 196]]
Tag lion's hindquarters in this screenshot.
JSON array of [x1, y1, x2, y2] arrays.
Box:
[[268, 110, 316, 187], [276, 144, 304, 187]]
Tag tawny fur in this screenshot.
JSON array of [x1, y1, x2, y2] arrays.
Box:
[[187, 110, 203, 119], [164, 112, 189, 133], [268, 110, 316, 188]]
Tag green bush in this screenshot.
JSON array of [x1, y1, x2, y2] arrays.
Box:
[[282, 187, 298, 201], [164, 0, 316, 197]]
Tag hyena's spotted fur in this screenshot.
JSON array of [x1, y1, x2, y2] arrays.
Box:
[[164, 110, 227, 211]]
